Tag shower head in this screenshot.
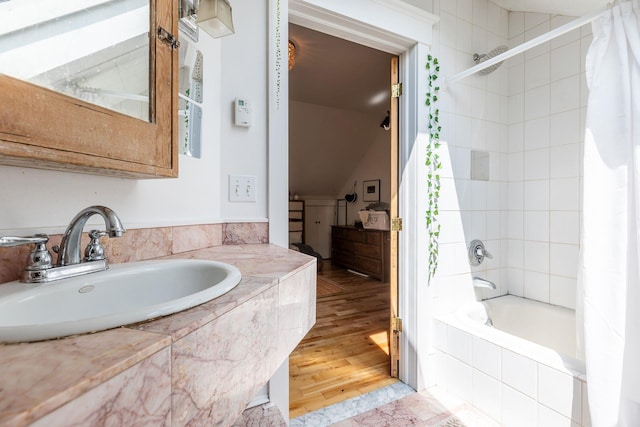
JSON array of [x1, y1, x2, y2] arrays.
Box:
[[473, 45, 509, 75]]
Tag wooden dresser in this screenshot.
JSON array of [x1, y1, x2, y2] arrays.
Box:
[[331, 226, 390, 281]]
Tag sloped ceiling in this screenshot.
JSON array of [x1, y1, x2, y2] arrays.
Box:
[[288, 23, 392, 198]]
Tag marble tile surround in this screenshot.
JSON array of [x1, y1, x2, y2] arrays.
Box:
[[0, 222, 267, 284], [0, 234, 315, 427]]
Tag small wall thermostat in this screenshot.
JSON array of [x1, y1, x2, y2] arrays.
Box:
[[234, 98, 252, 127]]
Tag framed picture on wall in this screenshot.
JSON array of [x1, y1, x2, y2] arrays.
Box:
[[363, 179, 380, 202]]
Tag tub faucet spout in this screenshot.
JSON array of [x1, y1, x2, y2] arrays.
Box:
[[473, 276, 496, 289], [57, 206, 126, 266]]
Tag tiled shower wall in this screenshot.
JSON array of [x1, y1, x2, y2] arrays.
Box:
[[505, 12, 590, 309], [431, 0, 588, 312], [431, 0, 510, 314]]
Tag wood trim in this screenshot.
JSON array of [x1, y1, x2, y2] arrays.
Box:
[[389, 55, 400, 378], [0, 0, 178, 178]]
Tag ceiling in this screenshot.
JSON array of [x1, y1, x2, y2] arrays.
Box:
[[288, 23, 392, 115], [491, 0, 608, 16]]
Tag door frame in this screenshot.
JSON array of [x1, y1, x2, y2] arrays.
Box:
[[270, 0, 438, 391]]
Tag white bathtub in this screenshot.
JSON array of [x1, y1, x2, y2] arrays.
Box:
[[434, 295, 590, 426], [483, 295, 577, 360]]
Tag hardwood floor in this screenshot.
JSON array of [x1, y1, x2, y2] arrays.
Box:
[[289, 262, 397, 418]]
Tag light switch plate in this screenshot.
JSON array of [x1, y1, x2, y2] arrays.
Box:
[[229, 175, 256, 202]]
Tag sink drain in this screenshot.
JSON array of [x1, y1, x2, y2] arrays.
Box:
[[78, 285, 95, 294]]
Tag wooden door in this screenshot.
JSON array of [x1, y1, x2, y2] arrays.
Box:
[[389, 56, 400, 378]]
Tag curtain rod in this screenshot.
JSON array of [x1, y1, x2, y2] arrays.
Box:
[[442, 5, 609, 89]]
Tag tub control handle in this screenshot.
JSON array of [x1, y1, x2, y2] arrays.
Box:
[[469, 239, 492, 266]]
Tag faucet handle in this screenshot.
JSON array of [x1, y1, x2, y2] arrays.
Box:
[[0, 234, 53, 272], [85, 230, 108, 261]]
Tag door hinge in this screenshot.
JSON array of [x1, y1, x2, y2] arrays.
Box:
[[157, 27, 180, 50], [392, 83, 403, 98], [391, 217, 403, 232], [392, 317, 402, 332]]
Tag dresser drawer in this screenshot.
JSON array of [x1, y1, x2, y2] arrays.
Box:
[[366, 231, 382, 246], [353, 242, 381, 259], [354, 256, 382, 275], [345, 228, 366, 243]]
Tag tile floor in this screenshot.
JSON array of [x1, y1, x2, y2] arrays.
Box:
[[240, 383, 499, 426]]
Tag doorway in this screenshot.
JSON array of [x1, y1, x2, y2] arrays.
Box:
[[287, 23, 398, 417]]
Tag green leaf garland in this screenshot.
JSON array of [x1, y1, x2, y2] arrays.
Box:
[[425, 54, 442, 284]]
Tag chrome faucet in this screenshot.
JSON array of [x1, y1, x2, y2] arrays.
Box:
[[57, 206, 125, 266], [0, 206, 125, 284]]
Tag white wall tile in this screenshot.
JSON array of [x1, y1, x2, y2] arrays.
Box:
[[550, 144, 579, 178], [550, 243, 579, 278], [508, 182, 524, 210], [508, 152, 524, 181], [457, 0, 474, 23], [582, 381, 592, 427], [433, 320, 447, 351], [472, 336, 502, 379], [524, 180, 549, 211], [550, 76, 580, 114], [538, 364, 582, 423], [508, 212, 524, 240], [508, 122, 524, 152], [550, 275, 577, 310], [487, 210, 501, 240], [550, 178, 579, 211], [446, 354, 473, 402], [524, 148, 549, 181], [473, 0, 488, 27], [524, 117, 549, 151], [507, 239, 524, 268], [487, 1, 502, 35], [473, 369, 502, 422], [524, 211, 549, 242], [471, 211, 488, 240], [524, 240, 549, 273], [550, 211, 579, 245], [551, 40, 581, 82], [524, 12, 549, 31], [509, 11, 525, 37], [447, 326, 473, 364], [525, 54, 550, 91], [524, 270, 550, 302], [550, 16, 581, 49], [502, 384, 537, 427], [538, 404, 573, 427], [525, 86, 550, 120], [502, 349, 537, 398], [457, 17, 474, 54], [550, 110, 580, 146], [506, 268, 524, 296], [509, 62, 525, 95], [509, 93, 525, 124]]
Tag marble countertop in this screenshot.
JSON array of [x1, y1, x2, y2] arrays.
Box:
[[0, 244, 314, 426]]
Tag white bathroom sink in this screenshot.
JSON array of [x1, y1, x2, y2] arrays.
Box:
[[0, 259, 242, 343]]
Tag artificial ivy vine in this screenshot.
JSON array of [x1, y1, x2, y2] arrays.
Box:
[[425, 54, 442, 283]]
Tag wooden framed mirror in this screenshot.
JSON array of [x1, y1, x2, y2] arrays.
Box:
[[0, 0, 178, 178]]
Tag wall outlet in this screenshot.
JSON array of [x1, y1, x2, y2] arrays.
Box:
[[229, 175, 256, 202]]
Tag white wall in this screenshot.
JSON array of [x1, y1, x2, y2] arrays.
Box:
[[429, 0, 510, 314], [219, 0, 269, 222], [336, 130, 391, 225], [505, 12, 590, 309], [429, 1, 587, 313], [0, 0, 272, 235]]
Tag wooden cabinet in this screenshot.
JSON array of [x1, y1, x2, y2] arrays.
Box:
[[289, 200, 305, 245], [331, 226, 389, 281]]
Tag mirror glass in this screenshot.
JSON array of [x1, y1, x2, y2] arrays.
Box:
[[0, 0, 150, 121]]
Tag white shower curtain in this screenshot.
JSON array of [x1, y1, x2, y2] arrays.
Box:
[[580, 1, 640, 425]]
